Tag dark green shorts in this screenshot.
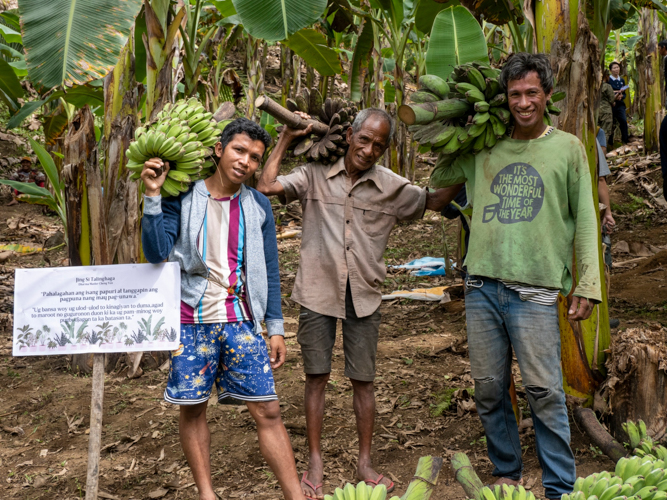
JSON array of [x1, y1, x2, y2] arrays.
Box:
[[296, 285, 381, 382]]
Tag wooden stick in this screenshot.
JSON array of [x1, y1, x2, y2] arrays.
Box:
[[573, 406, 626, 463], [85, 353, 105, 500], [254, 95, 329, 135]]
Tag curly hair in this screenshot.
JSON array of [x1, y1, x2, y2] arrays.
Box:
[[499, 52, 554, 95]]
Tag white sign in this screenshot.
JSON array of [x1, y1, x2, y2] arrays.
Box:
[[13, 263, 181, 356]]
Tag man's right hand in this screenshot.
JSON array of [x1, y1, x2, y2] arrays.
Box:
[[280, 111, 313, 143], [141, 158, 169, 197]]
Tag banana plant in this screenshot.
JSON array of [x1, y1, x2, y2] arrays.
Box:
[[0, 138, 67, 236], [180, 0, 217, 97]]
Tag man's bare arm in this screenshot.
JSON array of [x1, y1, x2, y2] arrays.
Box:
[[256, 114, 312, 197], [425, 183, 465, 212]]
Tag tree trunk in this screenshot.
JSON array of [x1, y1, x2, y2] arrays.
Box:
[[641, 9, 661, 152], [280, 45, 292, 107], [534, 5, 610, 405], [245, 35, 263, 121], [600, 326, 667, 442]]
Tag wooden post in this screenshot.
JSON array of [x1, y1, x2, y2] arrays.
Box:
[[85, 353, 105, 500]]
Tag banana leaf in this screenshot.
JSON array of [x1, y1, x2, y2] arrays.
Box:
[[349, 18, 374, 101], [416, 0, 460, 34], [0, 57, 23, 112], [0, 22, 21, 44], [425, 6, 488, 81], [231, 0, 327, 41], [43, 106, 69, 145], [609, 0, 632, 28], [284, 29, 342, 76], [460, 0, 524, 24], [17, 0, 142, 88]]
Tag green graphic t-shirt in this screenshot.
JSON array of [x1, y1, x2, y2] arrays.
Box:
[[433, 129, 601, 301]]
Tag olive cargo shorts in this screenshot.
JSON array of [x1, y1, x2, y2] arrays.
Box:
[[296, 284, 381, 382]]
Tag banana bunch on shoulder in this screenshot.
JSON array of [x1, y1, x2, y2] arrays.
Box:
[[398, 61, 565, 173], [125, 97, 231, 198]]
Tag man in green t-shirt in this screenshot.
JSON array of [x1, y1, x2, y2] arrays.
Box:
[[433, 53, 601, 499]]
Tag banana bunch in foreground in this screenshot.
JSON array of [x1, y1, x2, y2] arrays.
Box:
[[563, 456, 667, 500], [324, 482, 396, 500], [622, 421, 667, 460], [397, 61, 566, 174], [468, 484, 536, 500], [125, 97, 230, 197]]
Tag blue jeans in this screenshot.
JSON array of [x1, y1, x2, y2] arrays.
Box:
[[464, 276, 575, 498]]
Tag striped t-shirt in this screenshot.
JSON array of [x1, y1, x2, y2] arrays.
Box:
[[500, 126, 560, 306], [181, 190, 252, 324]]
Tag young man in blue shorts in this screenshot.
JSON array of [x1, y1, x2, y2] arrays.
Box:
[[141, 118, 307, 500]]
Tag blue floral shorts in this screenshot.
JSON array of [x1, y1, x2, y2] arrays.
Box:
[[164, 321, 277, 405]]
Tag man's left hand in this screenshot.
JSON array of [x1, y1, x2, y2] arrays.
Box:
[[569, 296, 595, 320], [269, 335, 287, 369]]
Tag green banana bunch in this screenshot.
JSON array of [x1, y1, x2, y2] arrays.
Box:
[[125, 97, 228, 197], [403, 61, 565, 186], [472, 484, 535, 500], [324, 482, 387, 500]]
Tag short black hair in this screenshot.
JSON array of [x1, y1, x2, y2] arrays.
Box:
[[609, 61, 621, 71], [659, 40, 667, 50], [219, 117, 271, 157], [499, 52, 553, 94]]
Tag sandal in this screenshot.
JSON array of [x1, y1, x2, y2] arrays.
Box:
[[364, 474, 395, 493], [301, 471, 323, 500]]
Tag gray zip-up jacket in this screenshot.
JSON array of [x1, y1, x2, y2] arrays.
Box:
[[142, 181, 284, 337]]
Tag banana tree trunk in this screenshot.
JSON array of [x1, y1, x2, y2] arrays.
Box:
[[245, 34, 263, 121], [535, 6, 610, 405], [641, 9, 661, 152]]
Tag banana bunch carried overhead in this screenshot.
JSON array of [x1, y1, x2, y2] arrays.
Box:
[[397, 61, 565, 170], [125, 97, 230, 198], [286, 87, 358, 164]]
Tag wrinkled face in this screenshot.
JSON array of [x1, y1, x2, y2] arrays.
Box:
[[345, 116, 391, 172], [213, 132, 265, 186], [610, 63, 621, 77], [507, 71, 551, 135]]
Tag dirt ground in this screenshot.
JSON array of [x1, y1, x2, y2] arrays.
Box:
[[0, 138, 662, 500]]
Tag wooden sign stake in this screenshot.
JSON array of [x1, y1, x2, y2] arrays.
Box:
[[85, 353, 105, 500]]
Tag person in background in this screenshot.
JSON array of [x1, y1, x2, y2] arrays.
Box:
[[7, 156, 45, 206], [598, 70, 615, 150], [608, 61, 629, 144], [659, 40, 667, 95], [658, 41, 667, 197], [596, 129, 617, 329]]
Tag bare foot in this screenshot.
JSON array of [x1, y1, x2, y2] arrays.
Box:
[[491, 477, 523, 487], [6, 200, 18, 206], [356, 463, 394, 492], [301, 459, 324, 500]]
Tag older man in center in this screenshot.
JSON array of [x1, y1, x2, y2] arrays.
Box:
[[257, 109, 459, 499]]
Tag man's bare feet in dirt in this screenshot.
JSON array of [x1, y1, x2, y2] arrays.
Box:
[[357, 462, 394, 492], [301, 458, 324, 500], [491, 477, 523, 487], [6, 200, 17, 206]]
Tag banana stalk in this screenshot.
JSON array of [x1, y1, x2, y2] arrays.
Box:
[[451, 453, 485, 500], [401, 456, 443, 500]]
